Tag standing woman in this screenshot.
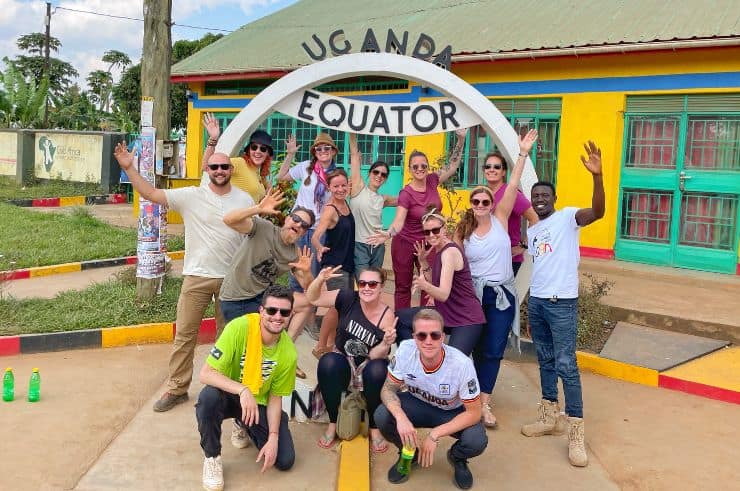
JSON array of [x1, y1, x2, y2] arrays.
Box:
[[411, 210, 486, 356], [455, 128, 538, 428], [483, 147, 538, 275], [306, 266, 397, 452], [368, 128, 466, 309], [201, 112, 271, 203]]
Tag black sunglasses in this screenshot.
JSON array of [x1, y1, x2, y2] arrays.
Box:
[[484, 163, 504, 170], [263, 306, 292, 317], [422, 226, 444, 236], [471, 198, 491, 207], [358, 280, 381, 289], [290, 213, 310, 229], [207, 163, 231, 171], [371, 169, 388, 178], [414, 331, 443, 341], [249, 143, 270, 153], [411, 163, 428, 171]]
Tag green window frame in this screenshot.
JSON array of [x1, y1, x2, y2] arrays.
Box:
[[444, 98, 561, 188], [204, 77, 409, 96]]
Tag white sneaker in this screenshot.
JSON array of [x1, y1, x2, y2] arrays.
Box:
[[231, 419, 251, 449], [202, 455, 224, 491]]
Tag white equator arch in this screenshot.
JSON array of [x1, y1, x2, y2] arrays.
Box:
[[216, 52, 537, 294]]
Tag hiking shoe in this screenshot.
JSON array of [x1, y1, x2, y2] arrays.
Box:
[[567, 417, 588, 467], [153, 392, 188, 412], [521, 399, 566, 437], [387, 454, 410, 484], [202, 455, 224, 491], [447, 449, 473, 489], [231, 419, 251, 449]]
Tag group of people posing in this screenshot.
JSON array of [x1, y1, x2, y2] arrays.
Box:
[[113, 113, 605, 491]]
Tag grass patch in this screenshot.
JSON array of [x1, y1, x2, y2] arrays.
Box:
[[0, 203, 182, 268], [0, 267, 214, 335], [0, 176, 112, 201]]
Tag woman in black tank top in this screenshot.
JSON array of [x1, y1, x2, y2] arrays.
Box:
[[306, 266, 397, 453]]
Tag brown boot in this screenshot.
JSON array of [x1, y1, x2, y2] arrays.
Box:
[[567, 417, 588, 467], [521, 399, 566, 437]]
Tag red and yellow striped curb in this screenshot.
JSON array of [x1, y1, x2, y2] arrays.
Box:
[[576, 351, 659, 387]]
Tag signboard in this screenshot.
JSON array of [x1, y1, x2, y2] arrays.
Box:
[[34, 133, 103, 182], [0, 132, 17, 176]]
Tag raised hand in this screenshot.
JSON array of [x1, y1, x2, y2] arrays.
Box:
[[366, 229, 390, 246], [285, 134, 301, 154], [288, 246, 312, 272], [412, 274, 430, 295], [203, 112, 220, 140], [318, 265, 342, 283], [454, 127, 468, 140], [413, 240, 429, 263], [580, 141, 602, 176], [113, 141, 135, 170], [257, 188, 285, 215], [382, 317, 398, 346], [518, 129, 538, 155], [316, 245, 330, 263]]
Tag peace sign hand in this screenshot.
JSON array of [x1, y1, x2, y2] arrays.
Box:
[[318, 265, 342, 283]]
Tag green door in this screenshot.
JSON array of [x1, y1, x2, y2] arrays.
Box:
[[616, 97, 740, 274]]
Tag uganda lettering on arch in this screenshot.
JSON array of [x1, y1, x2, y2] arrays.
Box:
[[273, 89, 481, 136]]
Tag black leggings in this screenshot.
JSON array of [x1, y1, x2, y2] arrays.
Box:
[[317, 353, 388, 429]]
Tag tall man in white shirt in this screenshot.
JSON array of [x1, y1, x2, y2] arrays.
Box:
[[521, 141, 605, 467], [375, 309, 487, 489], [114, 143, 254, 413]]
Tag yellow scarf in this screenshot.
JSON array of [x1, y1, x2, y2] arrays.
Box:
[[241, 313, 263, 395]]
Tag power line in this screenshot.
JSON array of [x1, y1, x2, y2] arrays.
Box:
[[53, 6, 234, 33]]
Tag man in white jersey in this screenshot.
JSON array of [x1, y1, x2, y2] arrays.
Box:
[[375, 309, 487, 489], [114, 143, 254, 413], [521, 141, 605, 468]]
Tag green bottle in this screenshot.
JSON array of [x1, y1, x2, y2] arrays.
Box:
[[3, 367, 13, 402], [28, 368, 40, 402], [396, 444, 415, 476]]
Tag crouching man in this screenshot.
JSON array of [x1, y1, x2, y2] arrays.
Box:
[[374, 309, 487, 489], [196, 285, 298, 491]]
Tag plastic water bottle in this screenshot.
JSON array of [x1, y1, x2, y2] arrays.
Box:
[[2, 367, 13, 402], [396, 444, 415, 476], [28, 368, 40, 402]]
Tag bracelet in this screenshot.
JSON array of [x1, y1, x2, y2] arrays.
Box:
[[422, 267, 431, 273], [518, 153, 527, 158], [207, 137, 218, 147], [428, 433, 439, 444], [238, 386, 249, 397], [269, 431, 279, 436]]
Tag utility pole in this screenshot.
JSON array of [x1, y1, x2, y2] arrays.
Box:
[[43, 1, 51, 127], [137, 0, 172, 300]]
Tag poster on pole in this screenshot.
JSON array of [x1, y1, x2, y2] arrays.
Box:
[[137, 200, 161, 252], [139, 127, 156, 183], [141, 97, 154, 128], [136, 251, 166, 279]]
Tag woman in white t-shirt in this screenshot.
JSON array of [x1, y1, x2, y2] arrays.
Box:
[[455, 129, 538, 429]]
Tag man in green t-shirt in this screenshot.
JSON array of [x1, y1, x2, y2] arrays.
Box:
[[196, 285, 298, 491]]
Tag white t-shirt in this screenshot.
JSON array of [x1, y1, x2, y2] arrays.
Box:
[[289, 161, 331, 227], [164, 185, 253, 278], [349, 185, 384, 243], [388, 340, 480, 410], [527, 207, 580, 298], [464, 214, 513, 282]]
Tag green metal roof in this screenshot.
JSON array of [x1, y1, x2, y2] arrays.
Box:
[[172, 0, 740, 77]]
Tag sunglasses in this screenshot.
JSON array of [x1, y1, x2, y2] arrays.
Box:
[[358, 280, 381, 289], [411, 163, 429, 171], [249, 143, 270, 153], [414, 331, 443, 341], [471, 198, 491, 207], [289, 213, 310, 229], [371, 169, 389, 178], [484, 163, 504, 170], [314, 145, 334, 153], [207, 163, 231, 171], [263, 306, 292, 317], [422, 226, 444, 236]]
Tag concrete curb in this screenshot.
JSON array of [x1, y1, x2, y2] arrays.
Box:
[[1, 250, 185, 280], [7, 193, 128, 208]]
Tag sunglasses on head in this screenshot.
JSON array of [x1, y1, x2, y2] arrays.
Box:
[[249, 143, 270, 153], [414, 331, 443, 341], [289, 213, 310, 229], [422, 226, 444, 236], [484, 163, 503, 170], [358, 280, 381, 289], [411, 163, 428, 171], [263, 306, 292, 317], [471, 198, 491, 207], [207, 163, 231, 171], [371, 169, 388, 178], [314, 145, 334, 153]]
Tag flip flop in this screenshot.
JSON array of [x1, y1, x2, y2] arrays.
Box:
[[312, 346, 332, 360], [370, 436, 389, 454], [482, 403, 499, 429], [317, 433, 338, 449], [296, 366, 307, 379]]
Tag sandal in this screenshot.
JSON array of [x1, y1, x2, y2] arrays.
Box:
[[296, 366, 307, 379], [370, 436, 389, 454], [482, 403, 498, 429], [317, 433, 338, 449], [312, 346, 332, 360]]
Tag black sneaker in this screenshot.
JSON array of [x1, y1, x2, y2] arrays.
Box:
[[447, 449, 473, 489], [387, 454, 410, 484]]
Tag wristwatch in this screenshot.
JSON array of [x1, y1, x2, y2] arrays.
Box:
[[519, 241, 528, 249]]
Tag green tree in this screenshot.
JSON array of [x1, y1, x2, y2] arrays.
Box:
[[0, 58, 49, 128], [87, 69, 113, 110], [48, 84, 101, 130], [10, 33, 77, 99], [112, 63, 141, 128]]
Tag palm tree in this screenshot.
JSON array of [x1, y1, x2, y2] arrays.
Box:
[[0, 59, 49, 128]]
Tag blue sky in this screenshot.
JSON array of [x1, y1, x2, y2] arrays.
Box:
[[0, 0, 299, 87]]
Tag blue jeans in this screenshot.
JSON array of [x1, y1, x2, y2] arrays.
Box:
[[473, 287, 515, 394], [528, 296, 583, 417], [353, 242, 385, 280], [289, 229, 322, 292], [219, 293, 263, 324]]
